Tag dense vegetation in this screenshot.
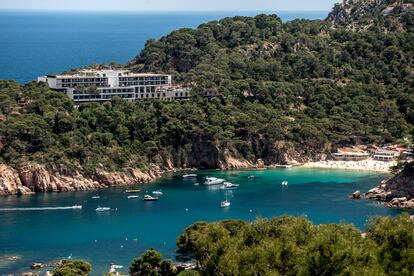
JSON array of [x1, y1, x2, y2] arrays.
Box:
[[146, 215, 414, 276], [1, 1, 414, 172], [53, 260, 92, 276]]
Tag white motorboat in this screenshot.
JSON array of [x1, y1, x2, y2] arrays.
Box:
[[91, 196, 100, 199], [282, 181, 288, 186], [247, 175, 255, 179], [183, 174, 197, 178], [143, 195, 158, 201], [72, 205, 82, 209], [95, 206, 111, 212], [220, 182, 239, 190], [204, 177, 225, 185], [152, 190, 163, 196], [127, 195, 139, 199]]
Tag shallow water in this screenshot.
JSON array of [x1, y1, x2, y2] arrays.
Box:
[[0, 168, 411, 275]]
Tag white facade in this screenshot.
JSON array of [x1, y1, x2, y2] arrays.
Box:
[[38, 69, 189, 103]]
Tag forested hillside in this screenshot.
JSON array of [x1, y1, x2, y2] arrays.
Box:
[[0, 0, 413, 189]]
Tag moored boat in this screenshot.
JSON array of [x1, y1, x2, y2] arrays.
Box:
[[95, 206, 111, 212], [183, 174, 197, 178], [91, 196, 100, 199], [204, 177, 225, 185], [127, 195, 139, 199], [143, 195, 158, 201], [221, 190, 231, 208], [220, 182, 239, 190], [152, 190, 163, 196], [221, 200, 231, 208], [125, 189, 140, 193]]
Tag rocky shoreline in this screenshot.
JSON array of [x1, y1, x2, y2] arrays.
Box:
[[354, 164, 414, 210], [0, 155, 268, 196], [0, 163, 168, 196]]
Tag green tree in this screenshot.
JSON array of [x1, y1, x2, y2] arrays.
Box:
[[53, 260, 92, 276]]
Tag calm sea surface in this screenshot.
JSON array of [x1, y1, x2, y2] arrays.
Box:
[[0, 11, 328, 83], [0, 168, 412, 275]]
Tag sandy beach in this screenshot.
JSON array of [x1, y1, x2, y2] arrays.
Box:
[[301, 159, 396, 173]]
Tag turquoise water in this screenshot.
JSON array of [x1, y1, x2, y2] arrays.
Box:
[[0, 11, 328, 84], [0, 168, 411, 275]]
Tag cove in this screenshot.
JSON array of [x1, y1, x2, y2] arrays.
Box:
[[0, 168, 411, 275]]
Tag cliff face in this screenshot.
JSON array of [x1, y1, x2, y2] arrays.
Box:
[[327, 0, 414, 32], [0, 139, 314, 196], [365, 163, 414, 209], [0, 163, 165, 196]]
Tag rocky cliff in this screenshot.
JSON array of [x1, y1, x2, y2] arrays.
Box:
[[365, 162, 414, 209], [327, 0, 414, 32], [0, 163, 166, 196], [0, 139, 313, 196]]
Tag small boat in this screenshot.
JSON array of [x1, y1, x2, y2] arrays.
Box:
[[247, 175, 255, 179], [125, 189, 140, 193], [282, 181, 288, 186], [143, 195, 158, 201], [91, 196, 100, 199], [95, 206, 111, 212], [152, 190, 163, 196], [204, 177, 225, 185], [276, 164, 293, 168], [183, 174, 197, 178], [127, 195, 139, 199], [221, 191, 231, 208], [220, 182, 239, 190], [72, 205, 83, 209], [194, 183, 200, 186]]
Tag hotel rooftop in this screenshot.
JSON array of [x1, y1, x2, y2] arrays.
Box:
[[38, 69, 190, 103]]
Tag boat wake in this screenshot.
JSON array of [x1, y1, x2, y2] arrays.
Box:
[[0, 205, 82, 211]]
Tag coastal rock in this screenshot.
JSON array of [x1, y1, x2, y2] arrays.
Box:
[[0, 162, 168, 196], [365, 163, 414, 209], [30, 263, 44, 269], [352, 190, 361, 199], [365, 187, 390, 200], [0, 164, 32, 195], [18, 163, 103, 193]]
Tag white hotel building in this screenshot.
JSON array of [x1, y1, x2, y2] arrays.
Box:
[[38, 69, 190, 103]]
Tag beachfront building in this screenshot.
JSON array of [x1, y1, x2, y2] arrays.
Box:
[[372, 149, 400, 161], [38, 69, 190, 103], [332, 147, 370, 161]]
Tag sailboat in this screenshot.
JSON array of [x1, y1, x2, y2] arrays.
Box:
[[221, 191, 231, 208]]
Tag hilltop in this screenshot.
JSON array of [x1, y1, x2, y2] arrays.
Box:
[[327, 0, 414, 32]]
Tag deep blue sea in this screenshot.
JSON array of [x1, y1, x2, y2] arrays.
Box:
[[0, 10, 328, 84], [0, 168, 412, 275]]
